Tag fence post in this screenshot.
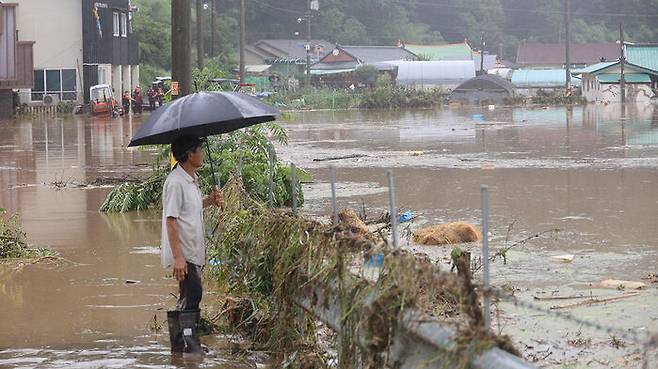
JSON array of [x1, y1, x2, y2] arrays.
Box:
[[291, 163, 297, 215], [268, 147, 274, 207], [481, 185, 491, 330], [387, 170, 398, 249], [330, 166, 338, 224]]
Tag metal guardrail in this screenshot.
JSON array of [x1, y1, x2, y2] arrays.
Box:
[[293, 276, 538, 369]]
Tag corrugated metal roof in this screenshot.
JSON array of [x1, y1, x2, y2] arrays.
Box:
[[511, 69, 580, 88], [597, 73, 651, 84], [405, 43, 472, 60], [340, 46, 417, 63], [626, 45, 658, 72], [310, 68, 354, 75], [385, 60, 475, 86], [572, 61, 616, 74]]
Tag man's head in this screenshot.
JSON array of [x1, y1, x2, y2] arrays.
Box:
[[171, 136, 206, 169]]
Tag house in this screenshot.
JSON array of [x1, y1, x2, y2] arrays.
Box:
[[579, 61, 657, 103], [516, 42, 619, 69], [450, 74, 515, 104], [245, 39, 333, 77], [511, 69, 579, 96], [384, 60, 475, 90], [14, 0, 139, 106], [311, 45, 418, 75], [0, 2, 35, 118]]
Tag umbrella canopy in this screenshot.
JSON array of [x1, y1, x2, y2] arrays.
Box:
[[128, 91, 280, 147]]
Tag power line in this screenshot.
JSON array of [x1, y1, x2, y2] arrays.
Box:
[[399, 0, 658, 18]]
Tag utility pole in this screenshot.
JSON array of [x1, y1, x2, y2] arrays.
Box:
[[565, 0, 571, 94], [480, 33, 485, 75], [196, 0, 204, 70], [210, 0, 216, 57], [620, 23, 626, 105], [239, 0, 245, 84], [305, 0, 312, 87], [172, 0, 192, 97]]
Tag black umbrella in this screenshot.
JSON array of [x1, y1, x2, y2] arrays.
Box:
[[128, 91, 280, 147], [127, 91, 280, 186]]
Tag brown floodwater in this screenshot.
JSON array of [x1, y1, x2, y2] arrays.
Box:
[[0, 115, 257, 368], [1, 104, 657, 369]]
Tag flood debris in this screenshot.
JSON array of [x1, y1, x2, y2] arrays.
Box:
[[0, 210, 56, 261], [600, 279, 646, 290], [412, 221, 481, 245], [205, 178, 520, 368], [337, 209, 370, 236], [550, 292, 641, 310], [312, 153, 368, 162], [550, 254, 575, 263]]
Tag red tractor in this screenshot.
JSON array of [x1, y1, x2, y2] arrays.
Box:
[[89, 84, 122, 116]]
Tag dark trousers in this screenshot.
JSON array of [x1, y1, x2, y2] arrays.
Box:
[[177, 262, 203, 310]]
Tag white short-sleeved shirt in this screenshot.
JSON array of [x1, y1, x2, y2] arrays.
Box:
[[161, 165, 205, 267]]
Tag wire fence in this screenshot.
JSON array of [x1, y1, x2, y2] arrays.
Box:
[[270, 161, 657, 368]]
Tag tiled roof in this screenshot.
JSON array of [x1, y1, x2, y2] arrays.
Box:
[[516, 43, 619, 65]]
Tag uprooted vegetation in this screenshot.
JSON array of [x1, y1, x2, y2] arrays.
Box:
[[204, 179, 518, 368], [0, 210, 56, 260], [100, 123, 308, 213]]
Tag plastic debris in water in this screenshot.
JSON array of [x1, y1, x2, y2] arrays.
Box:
[[398, 211, 413, 223]]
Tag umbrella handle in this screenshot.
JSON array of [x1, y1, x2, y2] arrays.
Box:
[[205, 138, 221, 189]]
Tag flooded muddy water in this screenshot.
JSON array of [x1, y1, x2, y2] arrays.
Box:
[[277, 104, 658, 369], [0, 104, 657, 368], [0, 115, 257, 368]]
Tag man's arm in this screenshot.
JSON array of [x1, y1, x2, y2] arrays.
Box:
[[166, 217, 187, 281]]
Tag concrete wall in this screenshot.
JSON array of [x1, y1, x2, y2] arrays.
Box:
[[15, 0, 83, 103]]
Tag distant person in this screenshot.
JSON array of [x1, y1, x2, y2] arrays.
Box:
[[132, 85, 143, 114], [122, 91, 131, 115], [147, 86, 157, 111], [157, 86, 165, 107], [162, 136, 223, 353]]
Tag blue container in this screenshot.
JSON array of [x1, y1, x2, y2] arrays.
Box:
[[367, 253, 384, 267]]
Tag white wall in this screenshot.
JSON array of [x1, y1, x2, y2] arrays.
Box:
[[15, 0, 83, 103], [583, 74, 655, 104]]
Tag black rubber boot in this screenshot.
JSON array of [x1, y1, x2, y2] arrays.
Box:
[[178, 309, 203, 354], [167, 310, 185, 353]]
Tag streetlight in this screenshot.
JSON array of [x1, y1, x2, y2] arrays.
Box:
[[298, 1, 319, 87]]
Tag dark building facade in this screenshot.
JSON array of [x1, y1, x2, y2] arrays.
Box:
[[81, 0, 139, 103]]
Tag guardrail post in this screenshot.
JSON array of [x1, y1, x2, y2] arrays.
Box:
[[481, 185, 491, 330], [291, 163, 297, 215], [387, 170, 398, 249], [330, 166, 338, 224]]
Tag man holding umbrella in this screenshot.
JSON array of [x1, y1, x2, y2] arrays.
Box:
[[162, 135, 222, 354], [126, 90, 280, 353]]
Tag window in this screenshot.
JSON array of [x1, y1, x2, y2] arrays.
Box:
[[113, 11, 120, 37], [30, 69, 77, 101], [120, 12, 127, 37]]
